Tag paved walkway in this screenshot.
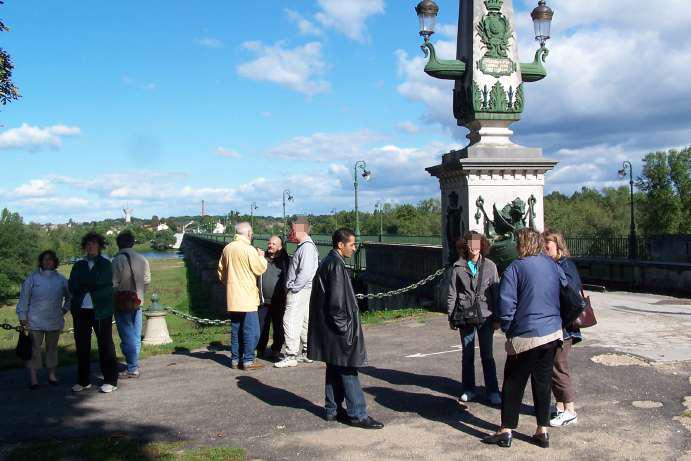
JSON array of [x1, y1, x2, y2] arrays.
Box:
[[1, 291, 690, 460]]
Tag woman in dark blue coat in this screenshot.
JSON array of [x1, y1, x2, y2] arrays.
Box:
[[544, 230, 582, 427]]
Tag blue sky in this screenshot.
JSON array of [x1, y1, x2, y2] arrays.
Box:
[[1, 0, 690, 223]]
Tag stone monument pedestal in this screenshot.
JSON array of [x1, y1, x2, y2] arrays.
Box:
[[142, 310, 173, 346], [427, 143, 556, 264]]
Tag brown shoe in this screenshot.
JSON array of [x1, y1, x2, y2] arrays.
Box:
[[242, 362, 265, 371]]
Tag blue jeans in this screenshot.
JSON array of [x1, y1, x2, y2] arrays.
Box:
[[230, 311, 260, 365], [325, 364, 367, 421], [115, 309, 143, 373], [460, 317, 499, 394]]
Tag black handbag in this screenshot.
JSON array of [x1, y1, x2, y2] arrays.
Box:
[[450, 262, 485, 328], [559, 280, 586, 327], [16, 330, 32, 361]]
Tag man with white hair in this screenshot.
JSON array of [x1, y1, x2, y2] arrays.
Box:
[[218, 222, 268, 370]]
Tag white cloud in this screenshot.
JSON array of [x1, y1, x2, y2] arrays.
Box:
[[216, 147, 242, 158], [13, 179, 54, 197], [196, 37, 223, 48], [0, 123, 81, 151], [122, 75, 157, 91], [265, 130, 381, 161], [286, 9, 322, 36], [237, 41, 330, 96], [396, 121, 420, 134], [314, 0, 385, 42]]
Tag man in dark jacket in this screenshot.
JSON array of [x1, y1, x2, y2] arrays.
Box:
[[257, 236, 290, 359], [307, 228, 383, 429]]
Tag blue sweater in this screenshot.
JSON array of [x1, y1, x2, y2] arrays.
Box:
[[497, 253, 563, 338]]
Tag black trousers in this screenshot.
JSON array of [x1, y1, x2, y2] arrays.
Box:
[[501, 342, 557, 429], [73, 308, 118, 387], [256, 303, 286, 353]]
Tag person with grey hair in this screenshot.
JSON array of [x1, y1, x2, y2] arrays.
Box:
[[275, 217, 320, 368], [218, 222, 268, 370]]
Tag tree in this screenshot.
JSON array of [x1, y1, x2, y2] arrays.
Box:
[[667, 148, 691, 233], [637, 150, 683, 235], [0, 2, 20, 106], [151, 230, 176, 251], [0, 209, 41, 303]]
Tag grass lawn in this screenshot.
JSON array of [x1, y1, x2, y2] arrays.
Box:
[[0, 259, 434, 370], [3, 436, 244, 461]]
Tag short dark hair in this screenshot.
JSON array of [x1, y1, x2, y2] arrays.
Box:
[[116, 230, 135, 249], [332, 228, 355, 248], [81, 231, 107, 250], [291, 216, 311, 233], [455, 231, 491, 260], [37, 250, 59, 270]]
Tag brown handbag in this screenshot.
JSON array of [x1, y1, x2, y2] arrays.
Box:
[[114, 253, 141, 313], [570, 289, 597, 329]]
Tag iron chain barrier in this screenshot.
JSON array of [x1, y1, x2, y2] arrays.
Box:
[[163, 267, 446, 326], [1, 268, 447, 331]]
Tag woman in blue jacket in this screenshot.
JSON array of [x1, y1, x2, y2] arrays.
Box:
[[482, 228, 563, 449], [543, 230, 582, 427]]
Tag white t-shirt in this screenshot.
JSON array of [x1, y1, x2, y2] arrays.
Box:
[[80, 259, 95, 310]]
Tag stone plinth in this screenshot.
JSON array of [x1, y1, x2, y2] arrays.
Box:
[[143, 310, 173, 346], [427, 144, 556, 264]]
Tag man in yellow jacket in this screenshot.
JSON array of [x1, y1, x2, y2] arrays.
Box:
[[217, 222, 268, 370]]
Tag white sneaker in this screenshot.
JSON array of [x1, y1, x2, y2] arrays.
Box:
[[459, 390, 477, 402], [100, 384, 118, 393], [488, 392, 502, 405], [274, 356, 298, 368], [71, 383, 92, 393], [299, 354, 313, 364], [550, 411, 577, 427]]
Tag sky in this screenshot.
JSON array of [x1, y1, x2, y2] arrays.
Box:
[[1, 0, 690, 223]]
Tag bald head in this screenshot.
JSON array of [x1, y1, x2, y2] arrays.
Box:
[[235, 222, 252, 237]]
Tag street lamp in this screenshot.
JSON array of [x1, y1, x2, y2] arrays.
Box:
[[531, 0, 555, 48], [250, 202, 258, 231], [415, 0, 439, 43], [618, 161, 638, 259], [374, 201, 384, 242], [282, 189, 294, 241], [353, 160, 371, 241]]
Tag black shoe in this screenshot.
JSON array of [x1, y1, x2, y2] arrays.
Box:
[[531, 432, 550, 448], [481, 432, 512, 448], [48, 379, 59, 386], [346, 416, 384, 429], [28, 383, 39, 390]]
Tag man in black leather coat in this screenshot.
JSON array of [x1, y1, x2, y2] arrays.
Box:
[[307, 228, 383, 429]]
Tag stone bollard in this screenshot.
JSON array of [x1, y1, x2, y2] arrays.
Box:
[[142, 293, 173, 346]]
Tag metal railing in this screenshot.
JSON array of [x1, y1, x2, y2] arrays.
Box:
[[566, 236, 651, 260]]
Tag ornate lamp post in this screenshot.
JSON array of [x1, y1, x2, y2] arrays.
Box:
[[282, 189, 294, 241], [618, 161, 638, 260], [420, 0, 557, 265], [353, 160, 371, 241], [250, 202, 258, 230], [374, 201, 384, 242]]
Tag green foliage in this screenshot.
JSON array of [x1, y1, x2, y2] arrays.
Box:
[[0, 2, 20, 106], [0, 209, 41, 302], [636, 148, 690, 234], [152, 230, 176, 251]]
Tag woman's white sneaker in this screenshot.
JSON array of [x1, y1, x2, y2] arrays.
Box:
[[274, 356, 298, 368], [71, 383, 92, 393], [550, 411, 577, 427], [100, 384, 118, 393]]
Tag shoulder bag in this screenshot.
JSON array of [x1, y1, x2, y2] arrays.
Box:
[[559, 279, 586, 327], [16, 329, 32, 361], [450, 262, 485, 328], [114, 253, 141, 313], [570, 289, 597, 329]]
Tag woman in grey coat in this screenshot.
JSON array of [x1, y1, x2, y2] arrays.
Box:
[[447, 231, 501, 405], [16, 250, 71, 389]]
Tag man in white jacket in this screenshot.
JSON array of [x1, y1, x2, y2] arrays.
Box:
[[275, 217, 319, 368], [112, 230, 151, 378]]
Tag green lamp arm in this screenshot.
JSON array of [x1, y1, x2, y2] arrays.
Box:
[[421, 41, 466, 80], [520, 46, 549, 83]]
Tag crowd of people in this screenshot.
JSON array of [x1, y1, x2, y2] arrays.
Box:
[[16, 230, 150, 393], [15, 218, 586, 445]]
